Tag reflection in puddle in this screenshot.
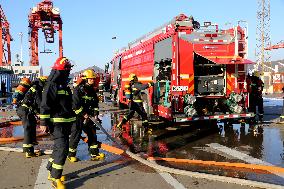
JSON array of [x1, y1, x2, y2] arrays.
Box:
[[1, 107, 284, 185], [218, 123, 284, 167], [0, 125, 43, 138], [109, 109, 284, 185]]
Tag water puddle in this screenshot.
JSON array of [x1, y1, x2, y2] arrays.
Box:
[[1, 100, 284, 185]]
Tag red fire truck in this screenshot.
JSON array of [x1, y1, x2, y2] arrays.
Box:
[[111, 14, 254, 122]]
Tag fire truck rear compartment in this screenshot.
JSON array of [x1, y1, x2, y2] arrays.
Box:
[[153, 37, 173, 106], [194, 53, 226, 96]]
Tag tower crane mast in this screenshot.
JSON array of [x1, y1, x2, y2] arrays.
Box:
[[28, 0, 63, 66], [255, 0, 271, 74], [0, 5, 11, 66]]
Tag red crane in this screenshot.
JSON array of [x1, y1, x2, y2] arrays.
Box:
[[265, 40, 284, 50], [28, 0, 63, 66], [0, 5, 11, 66]]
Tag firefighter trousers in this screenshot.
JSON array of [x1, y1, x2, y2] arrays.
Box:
[[17, 106, 37, 152], [121, 102, 148, 126], [46, 122, 71, 179], [69, 116, 99, 156], [249, 95, 264, 117]]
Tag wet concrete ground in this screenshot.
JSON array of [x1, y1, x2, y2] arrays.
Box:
[[0, 96, 284, 188]]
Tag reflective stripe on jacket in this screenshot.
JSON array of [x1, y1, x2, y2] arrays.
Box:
[[125, 81, 150, 102], [72, 82, 99, 116], [40, 79, 74, 126]]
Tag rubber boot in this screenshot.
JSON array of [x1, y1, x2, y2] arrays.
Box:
[[90, 147, 105, 161], [90, 152, 105, 161], [67, 156, 79, 163], [48, 172, 66, 182], [67, 151, 79, 163], [51, 179, 65, 189], [145, 128, 153, 135], [24, 147, 42, 158], [26, 151, 43, 158]]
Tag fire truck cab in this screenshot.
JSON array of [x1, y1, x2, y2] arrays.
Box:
[[111, 14, 254, 122]]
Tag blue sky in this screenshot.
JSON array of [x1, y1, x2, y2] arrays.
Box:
[[1, 0, 284, 74]]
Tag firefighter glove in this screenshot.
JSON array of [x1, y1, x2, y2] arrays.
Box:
[[40, 119, 51, 128], [96, 117, 102, 124], [148, 81, 154, 87]]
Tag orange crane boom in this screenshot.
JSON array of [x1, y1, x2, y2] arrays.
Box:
[[265, 40, 284, 50]]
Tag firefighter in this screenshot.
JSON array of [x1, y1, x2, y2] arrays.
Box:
[[40, 57, 74, 189], [188, 15, 200, 29], [68, 69, 105, 162], [280, 87, 284, 123], [1, 81, 6, 97], [17, 76, 48, 158], [248, 71, 264, 122], [116, 73, 154, 133], [12, 77, 32, 107]]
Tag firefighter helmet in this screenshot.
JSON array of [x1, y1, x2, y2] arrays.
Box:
[[129, 73, 138, 81], [20, 77, 31, 86], [39, 76, 48, 81], [253, 71, 260, 77], [52, 57, 72, 71], [82, 69, 97, 79]]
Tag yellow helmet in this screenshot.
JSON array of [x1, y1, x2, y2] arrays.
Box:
[[129, 73, 137, 81], [39, 76, 48, 81], [253, 71, 260, 77], [82, 69, 96, 79]]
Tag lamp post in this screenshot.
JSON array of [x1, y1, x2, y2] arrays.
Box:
[[112, 36, 118, 55], [18, 32, 23, 64]]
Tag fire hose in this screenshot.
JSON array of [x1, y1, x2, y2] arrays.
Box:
[[88, 117, 284, 189], [0, 118, 283, 188]]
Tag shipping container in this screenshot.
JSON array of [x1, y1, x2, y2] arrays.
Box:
[[11, 73, 38, 88], [0, 73, 12, 95]]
